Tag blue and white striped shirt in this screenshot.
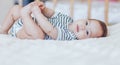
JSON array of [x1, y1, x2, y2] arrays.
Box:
[[45, 12, 77, 40], [9, 12, 77, 40]]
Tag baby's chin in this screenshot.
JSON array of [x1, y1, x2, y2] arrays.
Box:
[[74, 33, 80, 39], [39, 6, 41, 9]]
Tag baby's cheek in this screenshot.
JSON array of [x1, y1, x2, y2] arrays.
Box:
[[76, 31, 86, 39]]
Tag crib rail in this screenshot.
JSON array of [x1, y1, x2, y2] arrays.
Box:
[[18, 0, 22, 6], [88, 0, 92, 19], [105, 0, 109, 25], [18, 0, 114, 26]]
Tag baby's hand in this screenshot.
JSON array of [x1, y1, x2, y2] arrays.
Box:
[[31, 1, 45, 15], [36, 1, 45, 10], [31, 5, 47, 21], [31, 5, 48, 24]]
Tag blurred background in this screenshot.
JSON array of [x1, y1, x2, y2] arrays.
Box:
[[0, 0, 13, 24], [0, 0, 120, 24]]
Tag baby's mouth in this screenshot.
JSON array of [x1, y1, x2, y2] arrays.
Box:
[[77, 24, 79, 32]]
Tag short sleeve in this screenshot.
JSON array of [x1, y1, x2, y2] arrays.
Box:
[[49, 11, 59, 19], [56, 27, 62, 40], [56, 27, 76, 40]]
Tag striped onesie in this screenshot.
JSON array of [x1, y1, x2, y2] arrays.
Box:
[[9, 12, 77, 40]]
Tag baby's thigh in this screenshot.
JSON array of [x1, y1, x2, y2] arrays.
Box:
[[16, 27, 30, 39], [16, 27, 45, 39], [11, 5, 22, 20]]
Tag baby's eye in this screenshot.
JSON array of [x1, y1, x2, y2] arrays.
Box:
[[86, 30, 89, 36], [86, 21, 88, 26], [76, 38, 79, 40]]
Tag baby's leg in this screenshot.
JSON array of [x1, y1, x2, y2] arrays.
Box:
[[0, 5, 22, 34], [16, 23, 45, 39], [16, 7, 45, 39]]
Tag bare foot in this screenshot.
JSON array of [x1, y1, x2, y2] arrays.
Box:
[[0, 26, 8, 34]]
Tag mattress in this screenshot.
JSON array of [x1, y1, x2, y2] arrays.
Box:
[[0, 23, 120, 65]]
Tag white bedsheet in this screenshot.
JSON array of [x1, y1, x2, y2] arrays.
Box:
[[0, 23, 120, 65]]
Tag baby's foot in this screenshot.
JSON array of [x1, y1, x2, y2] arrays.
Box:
[[0, 26, 7, 34], [0, 30, 7, 34]]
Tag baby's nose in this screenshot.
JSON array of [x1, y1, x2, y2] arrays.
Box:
[[79, 25, 86, 30]]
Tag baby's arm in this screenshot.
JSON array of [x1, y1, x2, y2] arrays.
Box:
[[20, 2, 45, 39], [32, 5, 58, 40], [35, 1, 55, 18], [41, 7, 55, 18]]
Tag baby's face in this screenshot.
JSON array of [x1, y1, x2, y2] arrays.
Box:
[[72, 19, 103, 40]]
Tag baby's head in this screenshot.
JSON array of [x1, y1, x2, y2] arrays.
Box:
[[69, 19, 108, 40]]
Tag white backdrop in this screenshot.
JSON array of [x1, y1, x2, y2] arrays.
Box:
[[46, 1, 120, 24], [0, 1, 120, 24], [0, 0, 13, 24]]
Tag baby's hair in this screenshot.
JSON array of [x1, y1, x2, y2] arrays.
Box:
[[89, 19, 108, 37]]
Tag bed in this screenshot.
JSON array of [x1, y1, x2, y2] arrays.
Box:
[[0, 23, 120, 65], [0, 0, 120, 65]]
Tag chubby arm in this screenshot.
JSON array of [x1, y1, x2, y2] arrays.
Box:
[[41, 7, 55, 18], [32, 5, 58, 40], [20, 2, 45, 39], [35, 1, 55, 18]]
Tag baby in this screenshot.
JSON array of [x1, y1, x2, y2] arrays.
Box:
[[0, 1, 107, 40]]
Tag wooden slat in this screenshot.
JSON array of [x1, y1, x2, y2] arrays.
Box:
[[53, 0, 57, 10], [35, 0, 39, 1], [105, 0, 109, 25], [70, 0, 74, 17], [80, 0, 85, 2], [88, 0, 92, 19], [19, 0, 23, 6]]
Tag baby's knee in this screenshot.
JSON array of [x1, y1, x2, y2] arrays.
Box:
[[32, 33, 45, 40], [10, 5, 22, 19], [11, 5, 22, 12]]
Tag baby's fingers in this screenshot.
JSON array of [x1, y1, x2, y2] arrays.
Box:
[[36, 1, 45, 10], [39, 5, 45, 10]]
